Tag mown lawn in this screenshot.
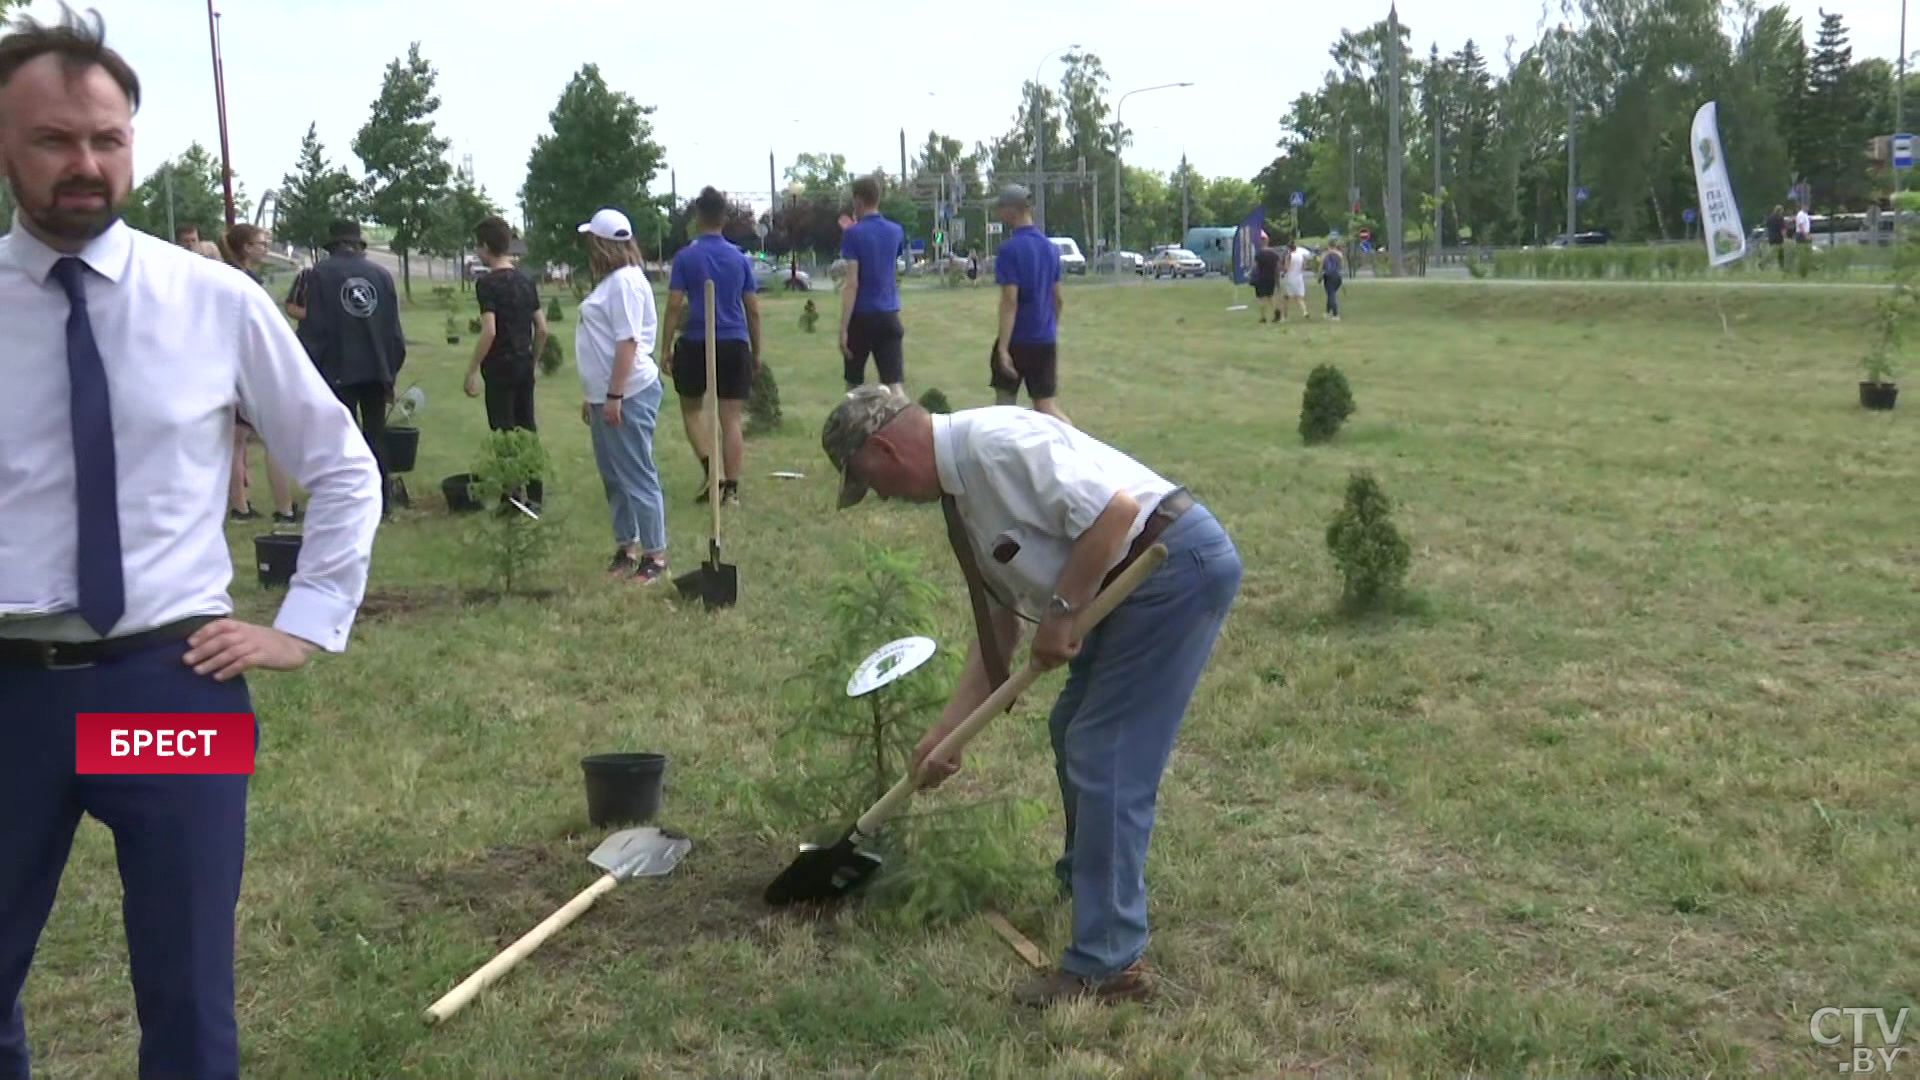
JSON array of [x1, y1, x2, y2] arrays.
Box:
[[20, 272, 1919, 1079]]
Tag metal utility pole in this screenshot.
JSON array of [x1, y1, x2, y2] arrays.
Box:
[[206, 1, 235, 229], [1433, 56, 1444, 252], [1179, 150, 1190, 236], [1114, 81, 1193, 266], [1563, 25, 1577, 242], [1386, 4, 1404, 275], [1566, 87, 1577, 241], [1898, 0, 1908, 193], [899, 128, 907, 183]]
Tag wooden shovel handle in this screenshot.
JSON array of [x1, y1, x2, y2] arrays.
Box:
[[854, 543, 1168, 836], [705, 279, 721, 547], [422, 872, 618, 1024]]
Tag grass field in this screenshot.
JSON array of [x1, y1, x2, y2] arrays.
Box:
[[20, 272, 1920, 1079]]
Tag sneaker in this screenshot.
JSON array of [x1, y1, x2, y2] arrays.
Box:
[[229, 505, 259, 521], [607, 550, 640, 577], [1013, 962, 1154, 1008], [630, 556, 667, 584], [720, 481, 740, 506]]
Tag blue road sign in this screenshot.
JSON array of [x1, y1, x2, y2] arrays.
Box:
[[1291, 191, 1304, 208], [909, 239, 926, 252], [1682, 207, 1696, 224], [1895, 134, 1914, 170], [1575, 186, 1589, 203], [1358, 240, 1374, 254]]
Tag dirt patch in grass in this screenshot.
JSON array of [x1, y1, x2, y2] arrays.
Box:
[[391, 830, 846, 968], [356, 586, 562, 621]]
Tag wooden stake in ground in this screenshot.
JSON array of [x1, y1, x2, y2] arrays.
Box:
[[983, 911, 1047, 971]]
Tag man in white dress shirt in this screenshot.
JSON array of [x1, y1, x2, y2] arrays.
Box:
[[821, 387, 1242, 1007], [0, 8, 381, 1079]]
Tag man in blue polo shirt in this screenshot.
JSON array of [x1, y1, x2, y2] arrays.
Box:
[[989, 185, 1070, 425], [663, 186, 762, 506], [837, 174, 907, 395]]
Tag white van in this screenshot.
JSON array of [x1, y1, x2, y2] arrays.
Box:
[[1048, 236, 1088, 274]]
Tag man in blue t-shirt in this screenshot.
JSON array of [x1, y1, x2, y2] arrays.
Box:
[[988, 185, 1070, 425], [663, 186, 762, 506], [837, 174, 907, 394]]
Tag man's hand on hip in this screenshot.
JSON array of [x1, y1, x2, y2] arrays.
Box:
[[183, 619, 318, 681]]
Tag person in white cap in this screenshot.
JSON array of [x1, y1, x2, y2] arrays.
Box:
[[573, 207, 669, 582]]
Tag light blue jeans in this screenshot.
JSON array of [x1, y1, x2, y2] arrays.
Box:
[[588, 378, 667, 553], [1047, 502, 1242, 977]]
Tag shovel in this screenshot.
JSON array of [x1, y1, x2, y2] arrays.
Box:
[[763, 543, 1169, 908], [674, 279, 739, 609], [422, 826, 692, 1024]]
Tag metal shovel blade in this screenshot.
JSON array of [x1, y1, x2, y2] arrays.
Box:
[[672, 539, 738, 610], [762, 828, 884, 907], [588, 826, 692, 882]]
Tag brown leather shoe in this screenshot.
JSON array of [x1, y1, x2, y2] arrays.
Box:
[[1013, 962, 1153, 1007]]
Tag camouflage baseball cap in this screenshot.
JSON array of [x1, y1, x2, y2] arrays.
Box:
[[821, 386, 912, 508]]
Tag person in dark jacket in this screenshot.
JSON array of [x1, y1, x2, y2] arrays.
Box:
[[294, 219, 406, 516]]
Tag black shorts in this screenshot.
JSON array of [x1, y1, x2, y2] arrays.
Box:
[[671, 336, 754, 401], [1252, 278, 1276, 298], [844, 310, 905, 386], [988, 339, 1059, 400]]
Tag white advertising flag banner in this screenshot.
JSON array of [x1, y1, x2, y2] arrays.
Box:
[[1690, 101, 1748, 267]]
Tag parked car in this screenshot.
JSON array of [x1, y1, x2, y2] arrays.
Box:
[[754, 260, 812, 291], [1149, 247, 1207, 278], [1096, 250, 1145, 274], [1049, 236, 1088, 274]]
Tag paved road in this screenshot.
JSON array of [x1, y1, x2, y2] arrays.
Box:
[[1060, 267, 1888, 291]]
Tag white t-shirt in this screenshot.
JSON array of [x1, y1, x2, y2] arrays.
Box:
[[1795, 209, 1811, 238], [1285, 248, 1308, 279], [574, 265, 659, 404], [932, 407, 1179, 622]]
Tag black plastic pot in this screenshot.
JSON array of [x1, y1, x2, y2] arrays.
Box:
[[580, 752, 668, 828], [384, 426, 420, 474], [254, 533, 302, 588], [442, 473, 482, 513], [1860, 381, 1899, 410]]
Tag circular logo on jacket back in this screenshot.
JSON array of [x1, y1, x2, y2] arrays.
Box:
[[340, 277, 378, 318]]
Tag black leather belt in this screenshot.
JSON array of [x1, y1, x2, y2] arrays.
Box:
[[1101, 488, 1195, 592], [0, 616, 218, 671]]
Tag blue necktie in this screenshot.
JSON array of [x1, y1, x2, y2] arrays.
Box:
[[51, 257, 125, 638]]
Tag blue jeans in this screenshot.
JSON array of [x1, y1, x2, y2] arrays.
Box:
[[588, 378, 667, 553], [1047, 502, 1242, 977]]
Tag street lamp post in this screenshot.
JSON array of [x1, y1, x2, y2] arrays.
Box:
[[1113, 81, 1193, 268], [1031, 43, 1081, 232]]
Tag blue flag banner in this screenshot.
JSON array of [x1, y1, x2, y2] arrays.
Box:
[[1231, 206, 1266, 285]]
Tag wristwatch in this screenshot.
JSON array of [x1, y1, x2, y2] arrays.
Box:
[[1047, 594, 1074, 618]]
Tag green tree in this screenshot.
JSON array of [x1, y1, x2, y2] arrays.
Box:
[[520, 63, 668, 276], [275, 123, 362, 255], [1800, 11, 1873, 211], [421, 171, 502, 286], [352, 42, 452, 300], [785, 152, 851, 198], [121, 143, 230, 242]]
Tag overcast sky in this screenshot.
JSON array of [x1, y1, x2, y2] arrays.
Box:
[[10, 0, 1907, 221]]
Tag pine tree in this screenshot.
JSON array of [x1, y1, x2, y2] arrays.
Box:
[[275, 123, 361, 256], [1801, 12, 1871, 212]]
